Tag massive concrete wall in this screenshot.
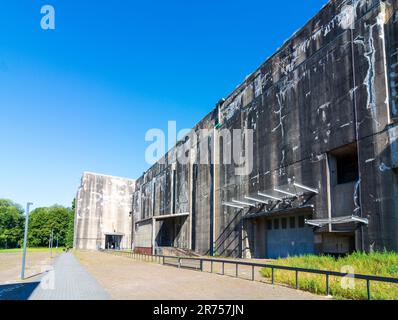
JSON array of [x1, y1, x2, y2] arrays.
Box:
[[132, 0, 398, 257], [216, 0, 398, 256], [74, 172, 135, 250]]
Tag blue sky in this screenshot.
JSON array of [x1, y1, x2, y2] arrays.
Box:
[[0, 0, 328, 209]]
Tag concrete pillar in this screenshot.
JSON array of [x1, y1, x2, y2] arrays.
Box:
[[213, 127, 220, 256], [189, 161, 193, 250], [152, 218, 156, 255]]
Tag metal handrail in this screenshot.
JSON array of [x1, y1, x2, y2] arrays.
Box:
[[102, 249, 398, 300]]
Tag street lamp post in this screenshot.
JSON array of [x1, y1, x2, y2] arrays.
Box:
[[48, 229, 54, 258], [21, 202, 33, 280]]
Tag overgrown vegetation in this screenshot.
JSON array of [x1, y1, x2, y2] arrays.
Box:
[[0, 198, 75, 249], [260, 252, 398, 300]]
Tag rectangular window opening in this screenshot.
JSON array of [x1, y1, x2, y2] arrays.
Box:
[[298, 216, 305, 228], [289, 217, 296, 229], [330, 144, 359, 185]]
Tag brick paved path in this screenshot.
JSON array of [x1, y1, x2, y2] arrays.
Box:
[[30, 252, 109, 300]]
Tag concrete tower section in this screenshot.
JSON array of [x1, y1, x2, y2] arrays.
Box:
[[74, 172, 135, 250]]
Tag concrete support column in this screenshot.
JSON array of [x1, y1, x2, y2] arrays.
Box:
[[189, 161, 194, 250], [213, 127, 220, 256], [152, 218, 156, 255]]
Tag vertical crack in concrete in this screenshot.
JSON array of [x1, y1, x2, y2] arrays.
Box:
[[353, 179, 361, 215], [354, 28, 376, 112]]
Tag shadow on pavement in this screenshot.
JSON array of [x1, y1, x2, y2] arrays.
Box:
[[0, 282, 40, 300]]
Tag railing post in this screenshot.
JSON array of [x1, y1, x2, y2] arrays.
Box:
[[222, 262, 225, 275], [211, 261, 213, 273], [236, 264, 238, 278], [295, 271, 299, 289], [252, 265, 255, 281], [178, 258, 181, 268], [367, 280, 371, 300], [271, 268, 275, 284], [200, 259, 203, 272], [163, 256, 165, 265], [326, 274, 330, 296]]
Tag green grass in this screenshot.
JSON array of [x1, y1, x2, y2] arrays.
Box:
[[260, 252, 398, 300], [0, 247, 65, 254]]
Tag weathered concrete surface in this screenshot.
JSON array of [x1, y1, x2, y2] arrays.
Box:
[[132, 0, 398, 257], [74, 172, 135, 250], [75, 251, 327, 300]]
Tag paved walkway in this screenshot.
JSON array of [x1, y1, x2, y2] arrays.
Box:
[[30, 252, 109, 300], [75, 251, 327, 300]]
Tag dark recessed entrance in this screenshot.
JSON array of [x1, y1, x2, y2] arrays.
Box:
[[156, 216, 186, 248], [105, 234, 122, 250]]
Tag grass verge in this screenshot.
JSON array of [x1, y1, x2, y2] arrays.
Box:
[[260, 252, 398, 300], [0, 247, 65, 254]]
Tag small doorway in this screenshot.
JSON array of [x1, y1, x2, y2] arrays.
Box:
[[105, 234, 122, 250]]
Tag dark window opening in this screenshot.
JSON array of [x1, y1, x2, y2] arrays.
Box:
[[298, 216, 305, 228], [336, 155, 358, 184], [281, 218, 287, 229], [331, 145, 359, 185], [273, 219, 279, 230], [267, 220, 272, 230], [289, 217, 296, 229]]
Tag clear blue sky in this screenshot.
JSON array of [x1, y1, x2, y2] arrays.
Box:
[[0, 0, 327, 209]]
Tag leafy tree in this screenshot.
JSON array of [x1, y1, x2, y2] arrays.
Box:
[[0, 199, 76, 249], [65, 198, 75, 249], [28, 205, 72, 247], [0, 199, 24, 249]]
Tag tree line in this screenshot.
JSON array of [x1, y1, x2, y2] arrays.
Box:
[[0, 199, 75, 249]]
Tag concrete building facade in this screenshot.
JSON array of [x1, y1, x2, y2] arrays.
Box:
[[131, 0, 398, 259], [74, 172, 135, 250]]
